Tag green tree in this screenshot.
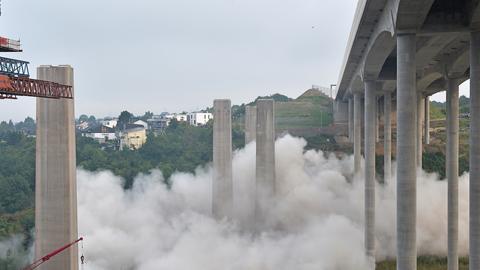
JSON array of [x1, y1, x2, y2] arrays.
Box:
[[118, 111, 134, 130], [78, 114, 89, 123], [140, 111, 154, 121]]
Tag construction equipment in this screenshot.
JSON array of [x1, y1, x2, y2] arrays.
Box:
[[22, 237, 84, 270], [0, 74, 73, 99], [0, 56, 29, 77], [0, 0, 73, 99]]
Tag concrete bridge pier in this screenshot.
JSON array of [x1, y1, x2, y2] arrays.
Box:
[[425, 96, 430, 145], [353, 92, 362, 174], [417, 93, 424, 168], [348, 98, 353, 142], [376, 99, 380, 143], [447, 78, 460, 270], [255, 99, 276, 226], [384, 90, 392, 183], [396, 33, 417, 270], [364, 81, 377, 262], [245, 105, 257, 144], [35, 65, 78, 270], [470, 30, 480, 270], [213, 99, 233, 220]]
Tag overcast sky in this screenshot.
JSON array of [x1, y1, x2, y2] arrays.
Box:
[[0, 0, 468, 121]]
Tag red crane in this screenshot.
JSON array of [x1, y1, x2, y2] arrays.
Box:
[[22, 237, 84, 270]]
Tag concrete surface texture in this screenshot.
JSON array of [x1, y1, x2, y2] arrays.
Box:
[[353, 93, 362, 174], [446, 78, 460, 270], [35, 65, 78, 270], [255, 99, 276, 227], [245, 105, 257, 144], [364, 81, 377, 261], [213, 99, 233, 220], [470, 31, 480, 270], [348, 98, 354, 142], [383, 91, 392, 183], [396, 33, 417, 270]]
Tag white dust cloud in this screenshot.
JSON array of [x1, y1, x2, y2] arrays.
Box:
[[76, 134, 469, 270]]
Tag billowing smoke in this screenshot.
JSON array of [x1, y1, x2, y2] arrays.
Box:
[[77, 135, 469, 270], [0, 234, 32, 267]]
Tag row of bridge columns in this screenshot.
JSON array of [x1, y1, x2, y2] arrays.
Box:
[[212, 99, 276, 230], [346, 31, 480, 270]]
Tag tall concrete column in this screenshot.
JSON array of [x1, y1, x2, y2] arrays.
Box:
[[349, 98, 354, 143], [396, 33, 417, 270], [354, 93, 362, 174], [245, 105, 257, 144], [35, 65, 78, 270], [384, 91, 392, 183], [361, 98, 365, 154], [376, 99, 380, 143], [255, 99, 276, 225], [417, 94, 424, 168], [447, 78, 460, 270], [364, 81, 377, 261], [470, 30, 480, 270], [425, 96, 430, 145], [212, 99, 233, 219], [213, 99, 233, 220]]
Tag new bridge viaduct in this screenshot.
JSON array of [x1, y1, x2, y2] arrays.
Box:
[[334, 0, 480, 269]]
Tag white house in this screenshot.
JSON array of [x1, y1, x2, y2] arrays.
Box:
[[100, 119, 118, 129], [165, 114, 188, 122], [82, 125, 116, 144], [76, 121, 90, 131], [147, 117, 170, 133], [188, 112, 213, 126], [133, 120, 148, 129]]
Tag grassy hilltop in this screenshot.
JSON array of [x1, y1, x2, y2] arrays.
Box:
[[275, 88, 333, 131]]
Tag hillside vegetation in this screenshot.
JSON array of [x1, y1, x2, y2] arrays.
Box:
[[232, 89, 334, 134], [276, 89, 333, 131]]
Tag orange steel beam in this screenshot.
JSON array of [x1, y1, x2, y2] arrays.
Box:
[[0, 75, 72, 99]]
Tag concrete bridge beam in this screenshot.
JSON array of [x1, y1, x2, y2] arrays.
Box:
[[447, 78, 460, 270], [396, 33, 417, 270]]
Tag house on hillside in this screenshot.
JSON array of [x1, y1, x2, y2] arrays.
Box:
[[147, 116, 170, 134], [133, 120, 148, 129], [188, 112, 213, 126], [76, 121, 90, 131], [100, 118, 118, 129], [119, 124, 147, 150], [165, 114, 188, 122], [82, 125, 116, 144]]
